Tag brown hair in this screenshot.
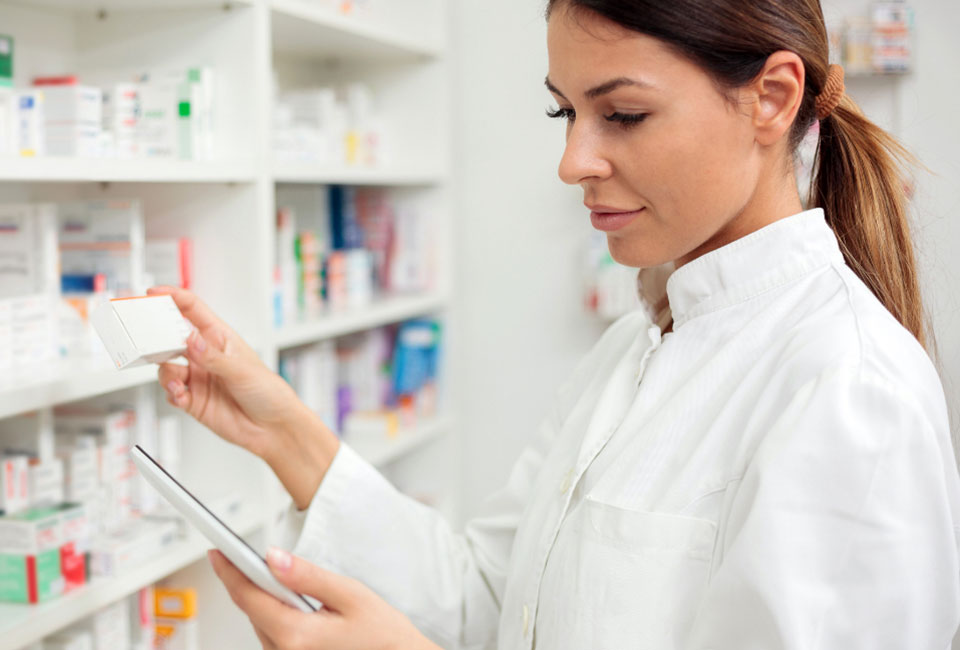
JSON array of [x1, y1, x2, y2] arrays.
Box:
[[548, 0, 929, 349]]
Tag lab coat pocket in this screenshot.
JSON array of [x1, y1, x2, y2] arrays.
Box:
[[576, 498, 717, 649]]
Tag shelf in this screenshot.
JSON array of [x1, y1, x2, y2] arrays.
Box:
[[270, 0, 441, 61], [0, 509, 263, 650], [349, 415, 451, 467], [0, 158, 258, 184], [0, 359, 158, 419], [273, 164, 445, 186], [274, 292, 448, 350], [846, 70, 911, 80], [0, 0, 254, 12]]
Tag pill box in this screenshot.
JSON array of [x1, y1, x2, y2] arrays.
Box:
[[91, 295, 191, 369]]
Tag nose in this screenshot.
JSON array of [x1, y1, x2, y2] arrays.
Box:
[[558, 122, 612, 185]]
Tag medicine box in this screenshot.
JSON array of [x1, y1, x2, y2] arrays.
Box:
[[0, 455, 30, 516], [92, 295, 191, 369], [0, 505, 64, 603], [28, 457, 64, 508], [56, 407, 136, 530], [0, 34, 12, 88], [90, 518, 177, 577]]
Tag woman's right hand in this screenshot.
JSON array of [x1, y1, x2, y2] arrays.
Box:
[[150, 286, 339, 508]]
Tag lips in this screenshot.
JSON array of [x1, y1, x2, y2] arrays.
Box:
[[588, 206, 645, 232]]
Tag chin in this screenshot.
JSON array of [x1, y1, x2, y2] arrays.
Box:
[[607, 239, 670, 269]]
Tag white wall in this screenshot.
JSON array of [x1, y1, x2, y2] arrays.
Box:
[[895, 0, 960, 454], [449, 1, 604, 519], [449, 0, 960, 522]]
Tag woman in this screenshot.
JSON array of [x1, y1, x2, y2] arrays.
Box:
[[155, 1, 960, 648]]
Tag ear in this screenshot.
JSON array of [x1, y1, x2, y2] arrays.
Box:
[[746, 50, 805, 147]]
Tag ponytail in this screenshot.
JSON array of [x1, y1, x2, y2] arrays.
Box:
[[812, 96, 928, 349]]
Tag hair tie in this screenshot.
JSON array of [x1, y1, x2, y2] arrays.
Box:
[[815, 64, 845, 120]]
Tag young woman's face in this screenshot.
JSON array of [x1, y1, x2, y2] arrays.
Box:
[[546, 8, 764, 268]]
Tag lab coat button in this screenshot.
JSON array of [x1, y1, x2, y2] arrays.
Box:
[[522, 604, 530, 637]]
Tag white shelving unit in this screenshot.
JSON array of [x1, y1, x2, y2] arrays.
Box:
[[0, 1, 453, 648]]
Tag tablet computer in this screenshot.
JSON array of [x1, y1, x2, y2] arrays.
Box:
[[131, 445, 317, 613]]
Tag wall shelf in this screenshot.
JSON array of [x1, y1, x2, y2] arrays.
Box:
[[270, 0, 441, 61], [274, 292, 448, 350], [350, 415, 450, 468], [272, 163, 445, 187], [0, 360, 157, 419], [0, 159, 258, 184]]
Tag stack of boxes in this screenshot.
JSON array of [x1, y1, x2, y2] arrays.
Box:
[[34, 81, 103, 158], [0, 502, 89, 604], [0, 403, 184, 607], [0, 204, 60, 372], [279, 318, 442, 440], [0, 34, 216, 162], [273, 185, 435, 327]]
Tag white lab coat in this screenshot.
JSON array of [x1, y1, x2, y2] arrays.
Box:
[[282, 209, 960, 649]]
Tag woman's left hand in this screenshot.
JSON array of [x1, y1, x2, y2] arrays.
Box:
[[209, 547, 439, 650]]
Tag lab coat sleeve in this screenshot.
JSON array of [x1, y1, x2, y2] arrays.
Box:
[[685, 365, 960, 650], [283, 311, 648, 649]]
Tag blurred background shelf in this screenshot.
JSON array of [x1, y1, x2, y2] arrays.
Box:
[[0, 159, 258, 184], [270, 0, 441, 61], [273, 292, 448, 350], [0, 508, 263, 650], [350, 415, 451, 467], [272, 163, 445, 186], [0, 0, 254, 12], [0, 360, 157, 419]]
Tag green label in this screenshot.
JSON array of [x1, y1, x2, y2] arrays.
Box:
[[0, 555, 28, 602], [36, 548, 62, 602]]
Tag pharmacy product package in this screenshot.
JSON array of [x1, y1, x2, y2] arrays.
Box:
[[91, 295, 192, 369]]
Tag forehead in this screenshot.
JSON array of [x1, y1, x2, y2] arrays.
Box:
[[546, 9, 691, 91]]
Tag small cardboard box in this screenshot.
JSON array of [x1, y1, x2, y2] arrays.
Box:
[[0, 456, 30, 516], [91, 295, 191, 369], [0, 505, 64, 603]]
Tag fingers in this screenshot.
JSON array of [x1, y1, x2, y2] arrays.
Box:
[[208, 550, 306, 644], [266, 547, 358, 613], [159, 363, 190, 408], [184, 329, 249, 385], [159, 360, 197, 411], [148, 285, 226, 334]]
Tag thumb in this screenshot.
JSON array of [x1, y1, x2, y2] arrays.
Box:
[[266, 548, 358, 612]]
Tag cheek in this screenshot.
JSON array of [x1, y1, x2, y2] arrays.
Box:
[[659, 110, 754, 216], [606, 108, 756, 267]]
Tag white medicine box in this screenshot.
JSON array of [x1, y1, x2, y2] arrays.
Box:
[[92, 295, 191, 369]]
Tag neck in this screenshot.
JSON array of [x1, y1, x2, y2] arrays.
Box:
[[674, 164, 804, 270]]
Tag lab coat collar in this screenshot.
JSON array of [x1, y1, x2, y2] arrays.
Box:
[[664, 208, 845, 330]]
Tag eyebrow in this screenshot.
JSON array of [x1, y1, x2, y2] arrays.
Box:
[[544, 76, 652, 100]]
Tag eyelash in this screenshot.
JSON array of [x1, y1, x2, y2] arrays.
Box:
[[546, 106, 649, 128]]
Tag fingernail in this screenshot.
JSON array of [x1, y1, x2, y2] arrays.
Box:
[[167, 381, 182, 396], [190, 333, 207, 353], [267, 547, 292, 573]]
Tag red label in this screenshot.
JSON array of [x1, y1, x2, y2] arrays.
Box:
[[61, 543, 87, 591], [26, 556, 38, 604]]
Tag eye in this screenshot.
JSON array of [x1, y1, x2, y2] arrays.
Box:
[[605, 112, 648, 128], [546, 106, 576, 123]]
